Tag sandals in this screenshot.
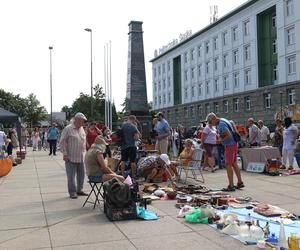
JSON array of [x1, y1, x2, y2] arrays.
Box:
[[222, 186, 235, 192], [235, 182, 245, 189]]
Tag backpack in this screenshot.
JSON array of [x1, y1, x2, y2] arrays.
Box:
[[222, 119, 241, 143]]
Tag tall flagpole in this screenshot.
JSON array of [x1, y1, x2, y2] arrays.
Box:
[[104, 45, 107, 127], [109, 41, 112, 130]]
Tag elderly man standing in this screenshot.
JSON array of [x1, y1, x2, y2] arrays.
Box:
[[155, 112, 170, 154], [59, 113, 88, 199], [258, 120, 270, 146], [248, 118, 261, 147]]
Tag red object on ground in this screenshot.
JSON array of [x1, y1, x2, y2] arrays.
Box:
[[162, 170, 168, 182]]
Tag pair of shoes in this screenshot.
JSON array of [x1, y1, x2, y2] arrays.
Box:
[[235, 182, 245, 189], [70, 194, 78, 199], [222, 186, 235, 192], [77, 191, 88, 196]]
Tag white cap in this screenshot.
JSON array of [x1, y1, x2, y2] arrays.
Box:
[[74, 112, 87, 121], [160, 154, 170, 166]]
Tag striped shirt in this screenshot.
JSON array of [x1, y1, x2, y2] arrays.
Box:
[[59, 123, 86, 163]]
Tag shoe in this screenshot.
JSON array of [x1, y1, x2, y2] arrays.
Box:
[[222, 186, 235, 192], [288, 166, 293, 171], [77, 191, 88, 196], [53, 153, 56, 156], [49, 153, 52, 156], [235, 182, 245, 189], [70, 194, 78, 199], [280, 165, 286, 170]]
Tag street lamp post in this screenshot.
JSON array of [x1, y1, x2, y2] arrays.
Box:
[[49, 46, 53, 125], [84, 28, 93, 118]]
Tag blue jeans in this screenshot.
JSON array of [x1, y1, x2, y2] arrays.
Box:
[[65, 161, 85, 196]]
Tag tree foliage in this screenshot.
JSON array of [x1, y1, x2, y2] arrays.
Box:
[[0, 89, 47, 125]]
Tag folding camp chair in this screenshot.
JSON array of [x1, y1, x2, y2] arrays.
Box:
[[82, 178, 104, 209], [177, 148, 205, 184]]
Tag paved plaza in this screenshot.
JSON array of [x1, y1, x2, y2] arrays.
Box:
[[0, 151, 300, 250]]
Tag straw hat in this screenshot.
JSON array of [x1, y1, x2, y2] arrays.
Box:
[[94, 136, 108, 145]]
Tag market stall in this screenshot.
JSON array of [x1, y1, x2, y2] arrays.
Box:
[[240, 146, 281, 171]]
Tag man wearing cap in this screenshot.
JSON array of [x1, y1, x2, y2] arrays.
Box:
[[85, 135, 124, 183], [155, 112, 170, 154], [59, 112, 88, 199], [137, 154, 179, 184]]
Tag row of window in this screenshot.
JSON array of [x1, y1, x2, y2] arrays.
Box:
[[166, 89, 296, 118]]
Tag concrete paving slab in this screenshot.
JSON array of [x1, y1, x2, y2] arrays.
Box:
[[0, 228, 51, 250], [0, 199, 44, 215], [0, 228, 37, 244], [115, 215, 192, 239], [53, 240, 136, 250], [131, 232, 225, 250], [49, 220, 125, 247], [0, 213, 46, 230]]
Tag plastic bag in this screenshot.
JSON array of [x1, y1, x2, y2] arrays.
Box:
[[177, 205, 195, 218], [136, 207, 159, 220], [185, 208, 209, 224]]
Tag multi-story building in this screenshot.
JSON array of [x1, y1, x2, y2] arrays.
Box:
[[150, 0, 300, 128]]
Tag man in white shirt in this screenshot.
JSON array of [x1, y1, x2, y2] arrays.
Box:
[[0, 128, 6, 152], [258, 120, 270, 146], [247, 118, 261, 147]]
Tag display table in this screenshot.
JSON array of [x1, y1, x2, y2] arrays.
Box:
[[240, 147, 281, 170]]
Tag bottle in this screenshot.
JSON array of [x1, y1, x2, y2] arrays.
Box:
[[267, 233, 278, 245], [278, 219, 288, 249]]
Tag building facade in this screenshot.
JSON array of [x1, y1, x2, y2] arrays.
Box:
[[150, 0, 300, 128]]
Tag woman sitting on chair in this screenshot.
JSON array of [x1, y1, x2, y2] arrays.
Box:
[[178, 139, 195, 167], [85, 136, 124, 183]]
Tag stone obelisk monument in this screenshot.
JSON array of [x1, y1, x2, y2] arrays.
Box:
[[126, 21, 150, 140]]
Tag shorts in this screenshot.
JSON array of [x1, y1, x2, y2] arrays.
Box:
[[224, 144, 238, 166], [121, 147, 137, 163], [203, 143, 215, 157], [88, 175, 103, 183]]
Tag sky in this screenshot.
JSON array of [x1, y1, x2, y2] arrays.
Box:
[[0, 0, 248, 113]]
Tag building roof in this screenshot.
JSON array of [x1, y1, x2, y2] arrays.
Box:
[[150, 0, 260, 62]]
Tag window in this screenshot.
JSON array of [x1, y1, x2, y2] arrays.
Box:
[[244, 20, 250, 36], [205, 103, 210, 114], [190, 106, 194, 116], [223, 31, 228, 45], [214, 37, 218, 50], [184, 107, 188, 117], [163, 79, 166, 89], [191, 67, 195, 80], [223, 54, 228, 68], [232, 26, 238, 41], [245, 96, 251, 111], [233, 98, 239, 112], [214, 78, 219, 92], [154, 97, 157, 106], [273, 64, 278, 82], [288, 55, 296, 74], [234, 72, 239, 88], [272, 40, 277, 54], [286, 0, 294, 16], [223, 100, 229, 113], [162, 63, 165, 74], [168, 76, 171, 87], [214, 57, 219, 71], [158, 66, 161, 75], [198, 64, 202, 77], [198, 45, 202, 57], [245, 45, 251, 60], [245, 69, 251, 85], [163, 94, 166, 104], [206, 41, 210, 53], [167, 61, 170, 71], [184, 52, 188, 63], [233, 50, 239, 64], [287, 26, 295, 45], [206, 61, 210, 74], [184, 70, 188, 81], [214, 102, 219, 114], [198, 105, 202, 116], [198, 83, 202, 96], [272, 13, 276, 28], [158, 96, 161, 105], [191, 85, 195, 97], [288, 89, 295, 105], [154, 68, 157, 77], [154, 82, 157, 92], [191, 49, 194, 61], [206, 81, 210, 94], [184, 88, 188, 99], [168, 92, 171, 103], [223, 75, 229, 89], [264, 93, 271, 109], [158, 81, 161, 90]]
